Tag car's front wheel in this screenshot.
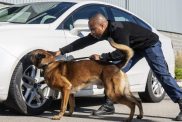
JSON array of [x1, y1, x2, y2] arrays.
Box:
[[6, 58, 52, 115], [138, 70, 166, 103]]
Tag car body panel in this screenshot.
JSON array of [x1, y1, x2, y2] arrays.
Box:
[[0, 47, 19, 101]]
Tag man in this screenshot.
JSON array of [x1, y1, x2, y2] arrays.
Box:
[[55, 13, 182, 121]]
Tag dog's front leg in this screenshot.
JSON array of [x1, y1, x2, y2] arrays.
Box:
[[52, 77, 72, 120], [52, 88, 71, 120], [68, 94, 75, 116]]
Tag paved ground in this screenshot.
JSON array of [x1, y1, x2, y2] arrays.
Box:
[[0, 95, 180, 122]]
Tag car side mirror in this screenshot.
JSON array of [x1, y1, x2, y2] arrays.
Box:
[[70, 19, 89, 36]]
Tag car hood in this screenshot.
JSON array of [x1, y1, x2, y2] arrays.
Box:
[[0, 22, 30, 26], [0, 23, 50, 30], [0, 22, 12, 26]]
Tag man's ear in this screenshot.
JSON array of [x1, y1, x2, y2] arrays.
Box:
[[47, 51, 56, 56], [35, 53, 46, 60]]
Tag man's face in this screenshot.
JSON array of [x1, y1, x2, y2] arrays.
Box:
[[89, 22, 105, 39]]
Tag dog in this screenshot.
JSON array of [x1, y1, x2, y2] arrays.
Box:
[[28, 40, 143, 122]]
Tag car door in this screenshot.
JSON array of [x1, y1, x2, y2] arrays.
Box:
[[109, 7, 150, 88], [61, 4, 115, 58]]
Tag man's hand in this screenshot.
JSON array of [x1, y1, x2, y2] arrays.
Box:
[[89, 54, 100, 60], [55, 51, 61, 56]]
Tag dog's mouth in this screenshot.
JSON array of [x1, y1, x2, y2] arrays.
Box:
[[38, 61, 54, 69], [38, 63, 48, 69]]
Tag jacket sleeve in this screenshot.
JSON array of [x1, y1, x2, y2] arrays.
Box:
[[60, 34, 101, 55], [100, 49, 125, 61], [100, 26, 130, 61]]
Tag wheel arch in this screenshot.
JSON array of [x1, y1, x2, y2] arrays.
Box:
[[2, 47, 47, 102]]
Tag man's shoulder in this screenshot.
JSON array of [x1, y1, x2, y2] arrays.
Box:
[[110, 21, 145, 32], [109, 21, 134, 29], [108, 21, 123, 33], [110, 21, 123, 27]]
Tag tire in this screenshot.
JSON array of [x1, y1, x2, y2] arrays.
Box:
[[6, 56, 52, 115], [138, 70, 165, 103]]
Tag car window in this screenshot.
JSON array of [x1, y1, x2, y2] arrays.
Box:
[[63, 5, 108, 30], [0, 2, 62, 23], [4, 5, 33, 23], [27, 2, 74, 24], [110, 7, 151, 30], [133, 16, 152, 30], [0, 6, 26, 21], [110, 7, 136, 23]]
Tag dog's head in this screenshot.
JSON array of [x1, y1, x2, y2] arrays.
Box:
[[28, 49, 55, 69]]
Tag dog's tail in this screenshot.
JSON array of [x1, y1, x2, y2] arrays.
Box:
[[108, 38, 134, 69]]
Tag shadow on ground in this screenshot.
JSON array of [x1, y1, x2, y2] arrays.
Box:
[[0, 97, 173, 122]]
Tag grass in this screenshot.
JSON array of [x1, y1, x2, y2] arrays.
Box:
[[175, 51, 182, 80], [175, 68, 182, 79]]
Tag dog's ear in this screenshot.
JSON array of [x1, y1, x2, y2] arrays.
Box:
[[35, 53, 46, 60], [47, 51, 56, 56]]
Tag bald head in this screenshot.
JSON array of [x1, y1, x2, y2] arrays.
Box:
[[88, 13, 108, 39], [89, 13, 108, 25]]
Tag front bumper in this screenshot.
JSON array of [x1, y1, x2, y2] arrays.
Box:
[[0, 47, 18, 102]]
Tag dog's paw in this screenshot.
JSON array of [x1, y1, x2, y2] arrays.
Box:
[[136, 115, 143, 119], [124, 117, 133, 122], [52, 115, 62, 120], [124, 119, 131, 122], [64, 112, 73, 116]]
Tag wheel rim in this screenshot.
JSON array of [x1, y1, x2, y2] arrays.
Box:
[[20, 65, 50, 108], [151, 74, 165, 97]]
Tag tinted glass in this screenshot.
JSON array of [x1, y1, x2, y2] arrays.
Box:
[[0, 3, 62, 23], [0, 6, 26, 22], [110, 7, 135, 23], [134, 16, 152, 30], [63, 5, 108, 30], [27, 2, 74, 24]]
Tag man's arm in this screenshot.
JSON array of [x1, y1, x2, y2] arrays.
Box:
[[99, 26, 131, 61], [100, 50, 125, 61], [100, 38, 130, 62], [59, 34, 101, 55]]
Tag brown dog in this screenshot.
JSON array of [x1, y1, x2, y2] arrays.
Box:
[[28, 40, 143, 121]]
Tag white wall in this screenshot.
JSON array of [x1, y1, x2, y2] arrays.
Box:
[[129, 0, 182, 34]]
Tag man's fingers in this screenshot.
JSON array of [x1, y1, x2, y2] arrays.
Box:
[[89, 55, 95, 60], [55, 51, 61, 56], [89, 54, 100, 60]]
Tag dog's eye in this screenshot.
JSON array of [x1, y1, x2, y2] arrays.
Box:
[[35, 53, 46, 60]]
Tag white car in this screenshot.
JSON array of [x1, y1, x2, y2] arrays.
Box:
[[0, 1, 175, 115]]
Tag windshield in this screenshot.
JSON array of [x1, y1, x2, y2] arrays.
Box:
[[0, 5, 26, 22], [0, 2, 70, 24], [27, 2, 75, 24]]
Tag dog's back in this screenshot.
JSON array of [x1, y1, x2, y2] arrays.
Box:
[[57, 60, 121, 90]]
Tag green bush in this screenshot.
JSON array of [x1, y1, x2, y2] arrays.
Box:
[[175, 68, 182, 79], [175, 51, 182, 80], [175, 52, 182, 68]]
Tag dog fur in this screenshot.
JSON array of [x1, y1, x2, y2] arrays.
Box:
[[28, 41, 143, 121]]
